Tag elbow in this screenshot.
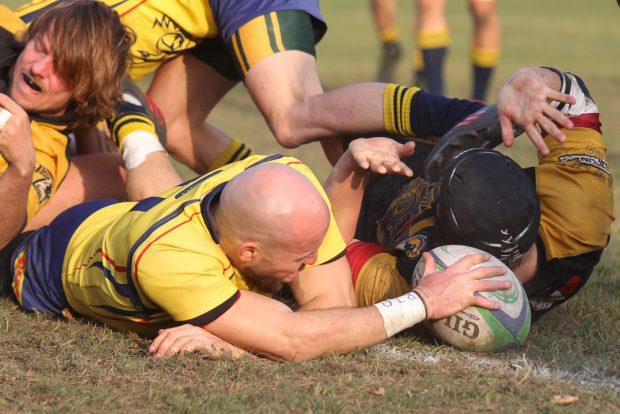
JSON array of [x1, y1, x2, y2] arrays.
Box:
[[271, 120, 305, 149], [268, 102, 319, 149]]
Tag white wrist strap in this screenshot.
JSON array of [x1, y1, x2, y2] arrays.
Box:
[[551, 71, 598, 116], [374, 291, 427, 337], [122, 130, 166, 170], [0, 108, 12, 128]]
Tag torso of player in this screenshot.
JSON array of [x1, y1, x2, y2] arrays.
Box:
[[0, 7, 71, 219], [377, 177, 440, 265], [61, 155, 346, 335]]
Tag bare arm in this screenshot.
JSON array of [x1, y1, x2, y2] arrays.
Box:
[[124, 151, 182, 200], [288, 255, 357, 310], [497, 66, 575, 154], [0, 94, 34, 249], [150, 253, 510, 361], [325, 138, 414, 243]]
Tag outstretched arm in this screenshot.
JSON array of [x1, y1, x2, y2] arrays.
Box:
[[0, 95, 34, 249], [150, 252, 510, 361], [325, 138, 414, 243]]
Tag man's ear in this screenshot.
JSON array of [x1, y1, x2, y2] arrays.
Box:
[[238, 242, 258, 264]]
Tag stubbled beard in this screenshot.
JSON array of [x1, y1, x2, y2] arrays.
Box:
[[242, 270, 284, 294]]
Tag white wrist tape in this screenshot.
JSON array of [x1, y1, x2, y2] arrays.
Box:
[[0, 108, 12, 128], [374, 291, 427, 337], [551, 71, 598, 116], [121, 130, 166, 170]]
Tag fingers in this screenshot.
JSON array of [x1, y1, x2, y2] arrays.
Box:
[[543, 104, 574, 130], [524, 124, 549, 155], [422, 251, 437, 276], [452, 252, 491, 270], [546, 89, 576, 107], [149, 324, 201, 356], [400, 141, 415, 157], [0, 93, 25, 117], [499, 115, 515, 147]]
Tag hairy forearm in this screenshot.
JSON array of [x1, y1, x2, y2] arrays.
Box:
[[257, 306, 387, 361], [324, 153, 368, 243], [207, 291, 388, 362], [302, 83, 387, 138], [0, 165, 31, 249]]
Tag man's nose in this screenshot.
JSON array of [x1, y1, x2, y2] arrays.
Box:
[[31, 54, 52, 77]]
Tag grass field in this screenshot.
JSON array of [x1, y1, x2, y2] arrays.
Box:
[[2, 0, 620, 412]]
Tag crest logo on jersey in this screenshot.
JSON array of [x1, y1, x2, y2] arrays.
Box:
[[395, 233, 429, 260], [32, 165, 53, 204]]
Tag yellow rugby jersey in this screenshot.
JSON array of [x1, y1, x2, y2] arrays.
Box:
[[16, 0, 218, 80], [0, 4, 25, 34], [61, 155, 346, 336], [0, 7, 72, 221]]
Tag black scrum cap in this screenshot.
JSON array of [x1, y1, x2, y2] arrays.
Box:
[[434, 148, 540, 267]]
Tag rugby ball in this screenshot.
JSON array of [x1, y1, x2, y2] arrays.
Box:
[[412, 245, 530, 352]]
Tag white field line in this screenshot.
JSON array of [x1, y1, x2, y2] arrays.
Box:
[[367, 343, 620, 391]]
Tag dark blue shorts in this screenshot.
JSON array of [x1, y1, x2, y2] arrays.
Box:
[[10, 200, 117, 315]]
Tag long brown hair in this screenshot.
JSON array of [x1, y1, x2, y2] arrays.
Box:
[[23, 0, 134, 127]]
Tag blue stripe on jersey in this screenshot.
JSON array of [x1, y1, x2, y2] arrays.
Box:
[[175, 169, 223, 199], [89, 261, 134, 299], [245, 153, 284, 169], [123, 199, 203, 309], [200, 183, 226, 244], [93, 303, 161, 318], [131, 196, 165, 212]]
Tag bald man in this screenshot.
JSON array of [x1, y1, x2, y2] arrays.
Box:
[[1, 148, 509, 361]]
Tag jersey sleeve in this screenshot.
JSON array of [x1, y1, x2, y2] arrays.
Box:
[[409, 90, 485, 138], [530, 113, 613, 321]]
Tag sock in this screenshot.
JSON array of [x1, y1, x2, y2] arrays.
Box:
[[377, 28, 402, 82], [208, 138, 253, 171], [383, 83, 421, 137], [471, 46, 500, 101], [415, 29, 450, 95]]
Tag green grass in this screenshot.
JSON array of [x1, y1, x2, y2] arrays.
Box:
[[4, 0, 620, 411]]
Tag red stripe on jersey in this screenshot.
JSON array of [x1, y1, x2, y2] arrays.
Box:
[[546, 113, 602, 137], [100, 249, 127, 272], [570, 113, 602, 133], [133, 211, 203, 293], [346, 241, 389, 286], [559, 275, 582, 297], [118, 0, 150, 17], [72, 248, 126, 272]]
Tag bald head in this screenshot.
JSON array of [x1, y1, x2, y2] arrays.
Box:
[[218, 164, 330, 248]]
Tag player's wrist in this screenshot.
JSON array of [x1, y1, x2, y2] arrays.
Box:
[[6, 156, 35, 178], [373, 291, 427, 337]]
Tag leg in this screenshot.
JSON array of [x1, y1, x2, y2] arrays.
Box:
[[371, 0, 402, 82], [414, 0, 449, 94], [24, 153, 127, 231], [147, 54, 244, 174], [469, 0, 501, 101]]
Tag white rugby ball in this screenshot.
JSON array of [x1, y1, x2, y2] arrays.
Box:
[[412, 245, 531, 352]]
